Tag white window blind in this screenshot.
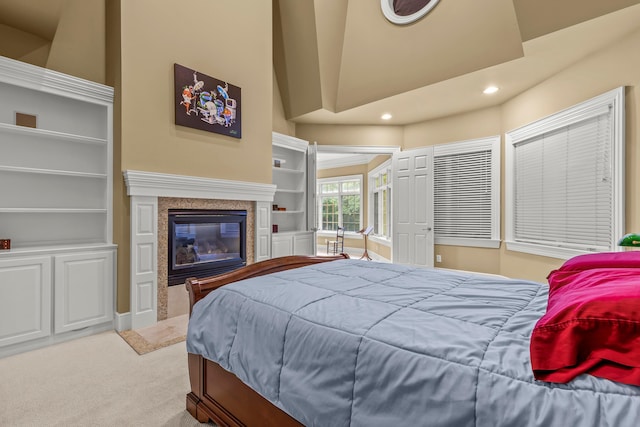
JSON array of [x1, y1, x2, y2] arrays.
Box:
[[433, 136, 500, 248], [506, 87, 624, 259], [514, 114, 612, 251]]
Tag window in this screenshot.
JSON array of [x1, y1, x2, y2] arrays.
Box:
[[433, 136, 501, 248], [318, 175, 363, 233], [381, 0, 441, 25], [368, 160, 392, 239], [505, 87, 625, 259]]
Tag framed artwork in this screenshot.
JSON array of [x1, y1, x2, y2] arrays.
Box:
[[174, 63, 241, 139]]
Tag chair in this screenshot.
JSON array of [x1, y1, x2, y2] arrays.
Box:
[[327, 227, 345, 255]]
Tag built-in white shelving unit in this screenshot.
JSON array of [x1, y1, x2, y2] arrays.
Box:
[[271, 133, 315, 257], [0, 56, 116, 358]]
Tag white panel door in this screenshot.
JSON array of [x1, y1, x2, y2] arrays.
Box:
[[0, 256, 52, 347], [392, 147, 434, 267], [54, 251, 114, 333]]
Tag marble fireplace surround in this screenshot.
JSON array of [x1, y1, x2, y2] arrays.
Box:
[[123, 170, 275, 330]]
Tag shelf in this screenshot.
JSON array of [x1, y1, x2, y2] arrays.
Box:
[[272, 210, 304, 214], [272, 133, 311, 255], [0, 122, 107, 145], [0, 208, 107, 213], [0, 165, 107, 179], [273, 167, 304, 174]]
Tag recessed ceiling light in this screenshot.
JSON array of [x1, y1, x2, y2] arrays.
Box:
[[381, 113, 392, 120], [483, 86, 499, 94]]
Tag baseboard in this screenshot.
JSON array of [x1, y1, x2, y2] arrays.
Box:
[[115, 312, 132, 332], [0, 321, 114, 359]]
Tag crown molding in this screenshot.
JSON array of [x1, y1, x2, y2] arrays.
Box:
[[272, 132, 308, 152], [0, 56, 113, 105]]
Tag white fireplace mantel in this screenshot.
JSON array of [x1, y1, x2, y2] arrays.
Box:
[[121, 170, 275, 330], [124, 169, 276, 201]]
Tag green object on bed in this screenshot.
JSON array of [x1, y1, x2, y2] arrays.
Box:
[[618, 233, 640, 247]]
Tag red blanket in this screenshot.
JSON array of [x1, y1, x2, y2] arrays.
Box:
[[530, 253, 640, 386]]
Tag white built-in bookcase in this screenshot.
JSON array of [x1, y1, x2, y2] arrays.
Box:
[[271, 133, 315, 257], [0, 56, 115, 358], [272, 143, 307, 233]]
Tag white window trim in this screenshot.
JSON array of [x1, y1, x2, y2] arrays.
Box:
[[368, 159, 393, 241], [433, 136, 501, 249], [317, 174, 364, 233], [505, 87, 625, 260]]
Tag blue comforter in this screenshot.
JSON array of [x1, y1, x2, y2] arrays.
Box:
[[186, 259, 640, 426]]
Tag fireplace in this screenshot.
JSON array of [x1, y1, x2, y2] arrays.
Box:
[[168, 209, 247, 285]]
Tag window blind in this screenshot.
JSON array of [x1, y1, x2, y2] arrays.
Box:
[[434, 149, 493, 239], [513, 111, 612, 251]]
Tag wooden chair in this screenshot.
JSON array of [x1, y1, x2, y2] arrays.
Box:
[[327, 227, 345, 255]]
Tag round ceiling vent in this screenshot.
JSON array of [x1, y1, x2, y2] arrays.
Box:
[[381, 0, 441, 25]]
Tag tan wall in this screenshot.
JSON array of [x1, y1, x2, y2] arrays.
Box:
[[404, 107, 502, 148], [0, 24, 50, 67], [118, 1, 272, 183], [296, 123, 403, 147], [0, 0, 105, 83], [112, 0, 273, 312], [273, 69, 296, 136], [46, 0, 106, 84]]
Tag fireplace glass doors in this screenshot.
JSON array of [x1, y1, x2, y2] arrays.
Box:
[[168, 209, 247, 285]]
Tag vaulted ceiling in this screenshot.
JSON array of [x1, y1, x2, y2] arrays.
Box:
[[274, 0, 640, 124], [2, 1, 640, 127], [0, 0, 63, 40]]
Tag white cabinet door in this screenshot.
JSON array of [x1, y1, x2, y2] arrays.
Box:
[[0, 256, 52, 347], [272, 235, 293, 258], [54, 251, 114, 334], [293, 232, 314, 256]]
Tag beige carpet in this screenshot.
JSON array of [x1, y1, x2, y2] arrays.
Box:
[[0, 330, 215, 426], [118, 314, 189, 355]]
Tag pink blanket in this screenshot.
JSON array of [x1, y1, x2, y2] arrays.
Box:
[[530, 252, 640, 386]]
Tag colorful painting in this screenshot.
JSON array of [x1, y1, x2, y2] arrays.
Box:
[[174, 63, 241, 138]]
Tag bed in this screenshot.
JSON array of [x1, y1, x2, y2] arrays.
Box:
[[184, 254, 640, 426]]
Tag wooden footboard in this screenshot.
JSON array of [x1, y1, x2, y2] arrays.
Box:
[[185, 254, 349, 426]]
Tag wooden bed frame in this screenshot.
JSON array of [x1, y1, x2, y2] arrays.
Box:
[[185, 254, 349, 426]]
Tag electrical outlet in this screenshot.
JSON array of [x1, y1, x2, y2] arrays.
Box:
[[436, 254, 442, 263]]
